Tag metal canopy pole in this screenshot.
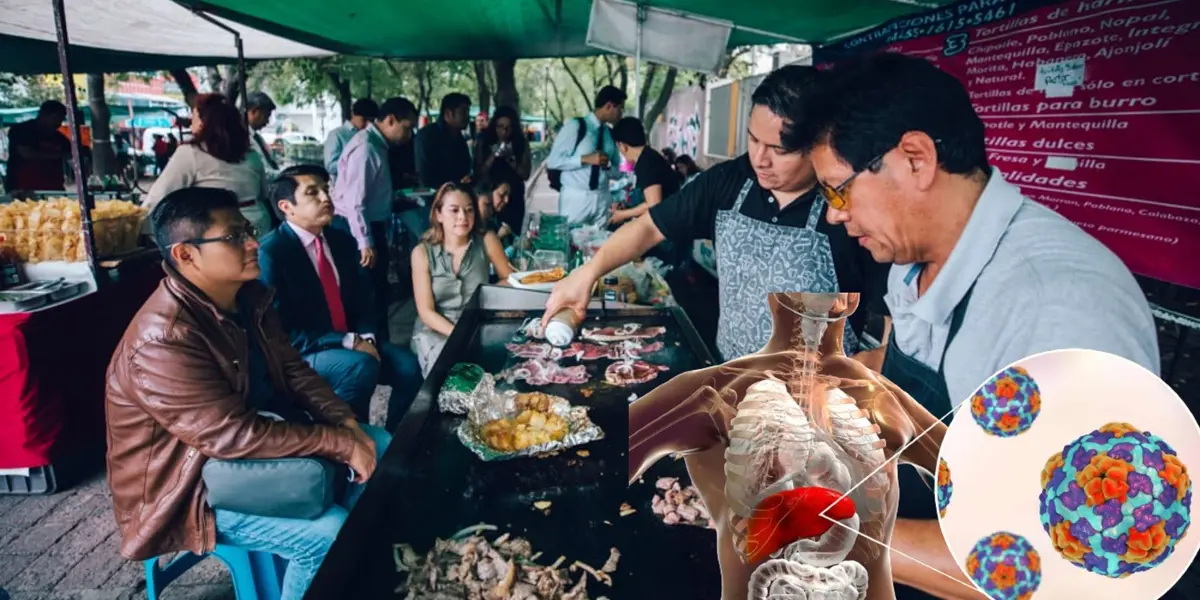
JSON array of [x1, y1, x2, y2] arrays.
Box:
[[192, 10, 249, 125], [634, 4, 645, 117], [51, 0, 100, 286]]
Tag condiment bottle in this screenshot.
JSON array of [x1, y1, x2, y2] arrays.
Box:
[[545, 308, 581, 347], [0, 247, 22, 289], [602, 275, 622, 303]]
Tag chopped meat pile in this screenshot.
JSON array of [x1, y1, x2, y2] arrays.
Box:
[[508, 340, 665, 362], [604, 360, 668, 386], [395, 531, 609, 600], [506, 341, 568, 361], [651, 477, 714, 528], [500, 359, 590, 386], [581, 323, 666, 343]]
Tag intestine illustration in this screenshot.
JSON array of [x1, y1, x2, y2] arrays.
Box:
[[629, 293, 948, 600]]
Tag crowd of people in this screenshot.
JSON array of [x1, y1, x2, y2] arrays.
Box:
[[88, 50, 1161, 600]]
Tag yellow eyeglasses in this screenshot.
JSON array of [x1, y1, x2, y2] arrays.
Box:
[[820, 154, 884, 211]]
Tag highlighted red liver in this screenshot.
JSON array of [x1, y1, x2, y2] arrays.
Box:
[[745, 486, 857, 563]]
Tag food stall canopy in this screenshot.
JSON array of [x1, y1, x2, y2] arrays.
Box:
[[0, 0, 333, 75], [176, 0, 951, 59]]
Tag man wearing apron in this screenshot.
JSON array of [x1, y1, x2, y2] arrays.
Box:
[[542, 65, 889, 361], [790, 52, 1160, 598]]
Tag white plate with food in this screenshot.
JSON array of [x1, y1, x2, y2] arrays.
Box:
[[507, 266, 567, 290]]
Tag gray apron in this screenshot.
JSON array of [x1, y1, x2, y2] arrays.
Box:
[[713, 179, 858, 361]]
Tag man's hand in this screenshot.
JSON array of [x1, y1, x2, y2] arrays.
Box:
[[360, 247, 376, 268], [542, 266, 595, 327], [353, 339, 380, 361], [460, 174, 473, 184], [345, 437, 377, 483], [581, 152, 609, 167]]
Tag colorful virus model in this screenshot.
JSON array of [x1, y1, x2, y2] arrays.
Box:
[[969, 365, 1041, 437], [964, 531, 1042, 600], [1039, 422, 1192, 578], [936, 457, 953, 518]]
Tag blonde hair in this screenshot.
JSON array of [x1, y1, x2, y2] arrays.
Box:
[[420, 182, 482, 245]]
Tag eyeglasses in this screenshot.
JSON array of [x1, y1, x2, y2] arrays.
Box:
[[172, 224, 260, 250], [820, 154, 884, 211], [820, 138, 942, 211]]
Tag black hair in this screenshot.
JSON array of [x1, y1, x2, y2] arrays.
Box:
[[594, 85, 627, 110], [379, 96, 418, 123], [473, 179, 496, 198], [150, 187, 240, 265], [480, 105, 527, 155], [750, 64, 819, 120], [38, 100, 67, 117], [270, 164, 330, 206], [610, 117, 647, 147], [246, 91, 276, 111], [440, 93, 472, 116], [351, 98, 380, 119], [784, 53, 988, 175]]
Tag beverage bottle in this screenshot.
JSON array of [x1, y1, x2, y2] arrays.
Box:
[[0, 247, 23, 289]]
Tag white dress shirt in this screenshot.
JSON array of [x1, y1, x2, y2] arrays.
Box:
[[286, 222, 375, 349]]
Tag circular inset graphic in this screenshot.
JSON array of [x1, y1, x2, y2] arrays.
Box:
[[938, 350, 1200, 599], [937, 457, 953, 518], [965, 531, 1043, 599], [1039, 422, 1191, 578], [970, 365, 1042, 437]]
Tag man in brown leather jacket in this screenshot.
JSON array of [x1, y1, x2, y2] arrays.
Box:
[[106, 187, 390, 600]]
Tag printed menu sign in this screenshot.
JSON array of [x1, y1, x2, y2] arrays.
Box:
[[816, 0, 1200, 289]]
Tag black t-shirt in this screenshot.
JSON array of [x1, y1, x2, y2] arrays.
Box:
[[633, 147, 680, 200], [647, 153, 891, 329], [5, 120, 69, 191]]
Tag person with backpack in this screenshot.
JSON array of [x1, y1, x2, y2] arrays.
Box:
[[545, 86, 625, 228]]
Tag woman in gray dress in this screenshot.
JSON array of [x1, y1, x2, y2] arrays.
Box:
[[410, 182, 515, 375]]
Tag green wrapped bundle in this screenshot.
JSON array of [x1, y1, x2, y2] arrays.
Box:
[[436, 363, 495, 414]]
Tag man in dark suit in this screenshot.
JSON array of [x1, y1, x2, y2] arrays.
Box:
[[258, 165, 422, 430]]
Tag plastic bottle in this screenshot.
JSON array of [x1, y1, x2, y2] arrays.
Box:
[[545, 308, 581, 347]]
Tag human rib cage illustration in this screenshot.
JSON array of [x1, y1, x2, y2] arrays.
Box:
[[629, 293, 945, 600]]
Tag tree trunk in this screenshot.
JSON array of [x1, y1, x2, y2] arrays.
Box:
[[221, 65, 241, 102], [559, 58, 590, 109], [546, 76, 565, 131], [473, 61, 492, 115], [617, 58, 629, 96], [492, 58, 519, 114], [602, 55, 616, 85], [637, 62, 659, 120], [169, 69, 199, 107], [86, 73, 116, 176], [325, 69, 352, 122], [415, 63, 433, 121], [642, 67, 677, 138]]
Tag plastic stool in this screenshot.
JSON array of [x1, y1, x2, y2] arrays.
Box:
[[144, 544, 286, 600]]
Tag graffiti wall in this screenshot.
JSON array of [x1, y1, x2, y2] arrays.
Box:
[[650, 85, 708, 165]]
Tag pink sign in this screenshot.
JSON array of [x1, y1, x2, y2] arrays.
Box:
[[818, 0, 1200, 289]]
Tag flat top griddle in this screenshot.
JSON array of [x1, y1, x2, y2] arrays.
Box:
[[307, 301, 723, 600]]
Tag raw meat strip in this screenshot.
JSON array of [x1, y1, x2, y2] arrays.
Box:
[[500, 359, 590, 386], [604, 360, 668, 386], [581, 323, 666, 343]]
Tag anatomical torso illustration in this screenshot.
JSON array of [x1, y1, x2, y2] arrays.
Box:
[[629, 293, 948, 600]]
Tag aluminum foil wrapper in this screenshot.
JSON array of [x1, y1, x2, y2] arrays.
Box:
[[437, 363, 496, 415], [456, 395, 605, 462]]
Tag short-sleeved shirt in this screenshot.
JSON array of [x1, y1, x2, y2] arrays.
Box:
[[648, 153, 891, 333], [633, 147, 680, 200], [5, 120, 69, 191], [886, 168, 1159, 403]]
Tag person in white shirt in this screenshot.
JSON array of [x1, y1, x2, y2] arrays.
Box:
[[257, 164, 422, 432], [545, 85, 625, 228], [145, 93, 272, 235], [323, 98, 379, 183]]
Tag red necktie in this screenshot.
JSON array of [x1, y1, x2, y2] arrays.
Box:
[[314, 236, 348, 332]]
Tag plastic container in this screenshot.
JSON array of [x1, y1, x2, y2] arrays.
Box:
[[545, 308, 581, 347]]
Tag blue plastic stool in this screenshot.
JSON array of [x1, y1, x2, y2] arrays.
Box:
[[144, 544, 286, 600]]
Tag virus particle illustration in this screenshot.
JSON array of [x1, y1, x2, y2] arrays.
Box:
[[1039, 422, 1192, 578], [969, 366, 1041, 437], [964, 531, 1042, 600], [936, 457, 953, 518]]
